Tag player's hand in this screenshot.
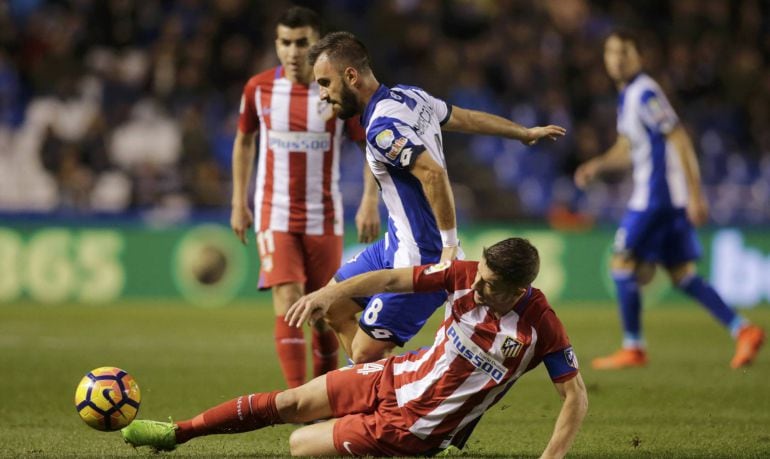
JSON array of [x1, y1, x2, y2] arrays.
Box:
[[440, 245, 460, 263], [687, 195, 709, 227], [355, 201, 380, 243], [574, 161, 599, 189], [285, 290, 332, 328], [522, 125, 567, 146], [230, 205, 254, 245]]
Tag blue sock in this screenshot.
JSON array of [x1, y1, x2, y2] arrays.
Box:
[[677, 274, 745, 336], [613, 271, 643, 348]]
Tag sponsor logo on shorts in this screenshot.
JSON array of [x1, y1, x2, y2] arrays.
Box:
[[342, 441, 356, 455], [369, 328, 393, 340]]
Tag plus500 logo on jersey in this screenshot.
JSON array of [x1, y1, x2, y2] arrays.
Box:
[[446, 324, 506, 382], [268, 131, 331, 152]]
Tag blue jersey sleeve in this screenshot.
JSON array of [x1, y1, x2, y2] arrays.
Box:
[[543, 346, 579, 382], [367, 117, 426, 169], [639, 88, 679, 134]]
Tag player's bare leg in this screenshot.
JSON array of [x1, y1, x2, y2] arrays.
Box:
[[122, 374, 335, 451], [323, 283, 365, 359], [350, 329, 395, 363], [275, 373, 334, 423], [273, 282, 307, 388], [666, 261, 765, 368], [634, 262, 656, 286], [288, 419, 338, 456], [592, 254, 648, 370]]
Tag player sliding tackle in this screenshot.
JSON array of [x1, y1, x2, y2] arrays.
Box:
[[308, 31, 566, 364], [122, 238, 587, 458]]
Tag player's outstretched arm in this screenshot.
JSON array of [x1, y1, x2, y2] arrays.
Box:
[[540, 373, 588, 459], [230, 130, 257, 244], [667, 125, 708, 226], [574, 135, 631, 189], [285, 268, 415, 327], [410, 153, 460, 262], [355, 159, 381, 243], [442, 106, 567, 146]]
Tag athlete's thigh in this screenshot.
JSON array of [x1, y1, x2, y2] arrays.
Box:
[[325, 360, 385, 417], [288, 419, 338, 456], [660, 210, 702, 267], [359, 291, 447, 347], [256, 230, 306, 289], [302, 234, 343, 292], [614, 210, 663, 263]]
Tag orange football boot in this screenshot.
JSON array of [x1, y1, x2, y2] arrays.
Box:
[[731, 325, 765, 369], [591, 348, 648, 370]]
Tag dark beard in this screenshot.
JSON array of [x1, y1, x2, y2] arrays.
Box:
[[336, 82, 360, 120]]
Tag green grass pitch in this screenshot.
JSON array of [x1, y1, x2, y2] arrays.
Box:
[[1, 300, 768, 458]]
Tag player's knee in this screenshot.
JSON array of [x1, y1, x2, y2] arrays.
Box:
[[667, 262, 696, 287], [351, 341, 389, 364], [288, 428, 310, 456], [634, 263, 656, 286], [275, 389, 302, 423]]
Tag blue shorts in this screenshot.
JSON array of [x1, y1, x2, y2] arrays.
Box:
[[334, 240, 446, 347], [613, 208, 701, 267]]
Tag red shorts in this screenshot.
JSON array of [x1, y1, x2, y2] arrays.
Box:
[[326, 360, 440, 456], [256, 230, 342, 291]]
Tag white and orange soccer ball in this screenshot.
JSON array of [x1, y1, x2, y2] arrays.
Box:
[[74, 367, 141, 431]]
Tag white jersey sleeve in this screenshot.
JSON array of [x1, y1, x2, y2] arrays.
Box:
[[637, 83, 679, 135]]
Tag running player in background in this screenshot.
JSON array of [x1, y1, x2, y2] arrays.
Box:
[[306, 31, 567, 363], [230, 8, 381, 388], [122, 238, 588, 458], [574, 29, 765, 370]]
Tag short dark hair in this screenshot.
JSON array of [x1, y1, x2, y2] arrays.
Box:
[[277, 6, 322, 34], [605, 28, 642, 53], [308, 31, 371, 72], [482, 238, 540, 290]]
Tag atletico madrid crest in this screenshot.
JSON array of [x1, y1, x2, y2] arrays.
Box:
[[501, 336, 523, 358]]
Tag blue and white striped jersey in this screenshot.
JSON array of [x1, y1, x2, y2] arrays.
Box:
[[361, 84, 452, 268], [617, 73, 687, 210]]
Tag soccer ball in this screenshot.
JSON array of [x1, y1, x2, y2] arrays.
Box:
[[74, 367, 141, 431]]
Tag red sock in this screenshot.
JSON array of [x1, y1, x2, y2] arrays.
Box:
[[175, 391, 282, 444], [312, 327, 339, 377], [274, 316, 306, 388]]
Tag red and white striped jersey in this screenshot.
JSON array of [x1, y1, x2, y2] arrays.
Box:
[[239, 66, 365, 235], [388, 260, 578, 444]]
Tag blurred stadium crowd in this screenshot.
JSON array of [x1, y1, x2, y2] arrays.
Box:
[[1, 0, 769, 225]]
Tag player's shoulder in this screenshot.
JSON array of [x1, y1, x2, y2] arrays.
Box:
[[245, 67, 280, 89], [629, 73, 666, 100], [522, 287, 557, 321]]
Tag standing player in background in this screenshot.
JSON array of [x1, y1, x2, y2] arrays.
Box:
[[123, 238, 588, 458], [230, 8, 381, 388], [574, 29, 765, 370], [306, 31, 567, 364]]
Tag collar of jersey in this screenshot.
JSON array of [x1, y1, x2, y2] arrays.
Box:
[[361, 84, 391, 127], [511, 285, 533, 316]]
